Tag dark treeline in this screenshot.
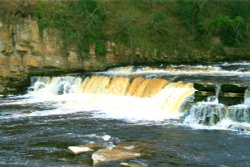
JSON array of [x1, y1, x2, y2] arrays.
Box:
[[1, 0, 250, 58]]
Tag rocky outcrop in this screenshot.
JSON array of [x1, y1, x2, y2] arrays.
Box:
[[0, 18, 74, 74], [0, 75, 29, 95], [0, 18, 114, 94]]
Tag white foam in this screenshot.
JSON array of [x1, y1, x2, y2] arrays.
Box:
[[222, 61, 250, 66], [60, 93, 182, 121], [105, 63, 250, 76], [102, 135, 111, 141], [183, 117, 250, 134], [4, 92, 183, 122]]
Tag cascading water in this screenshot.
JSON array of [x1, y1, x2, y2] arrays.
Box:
[[26, 65, 250, 126], [226, 89, 250, 124], [183, 84, 226, 126], [29, 76, 83, 95], [27, 75, 195, 120], [183, 83, 250, 131], [244, 88, 250, 105]]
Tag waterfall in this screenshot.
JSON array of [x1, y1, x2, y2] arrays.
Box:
[[206, 84, 220, 103], [227, 88, 250, 123], [227, 106, 250, 123], [28, 75, 195, 120], [27, 63, 250, 124], [29, 76, 83, 95], [183, 102, 226, 126], [244, 88, 250, 105], [30, 75, 194, 100], [184, 85, 250, 129]]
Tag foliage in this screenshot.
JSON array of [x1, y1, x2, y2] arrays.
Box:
[[175, 0, 250, 47], [1, 0, 250, 57], [113, 13, 137, 46], [33, 0, 106, 56], [210, 16, 247, 46]]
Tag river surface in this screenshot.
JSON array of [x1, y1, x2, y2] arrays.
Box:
[[1, 62, 250, 167]]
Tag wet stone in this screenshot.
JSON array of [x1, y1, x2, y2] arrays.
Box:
[[221, 84, 247, 93], [91, 148, 141, 165], [194, 83, 216, 92], [68, 145, 94, 154]]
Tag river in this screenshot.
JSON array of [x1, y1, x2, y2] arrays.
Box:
[[1, 62, 250, 166]]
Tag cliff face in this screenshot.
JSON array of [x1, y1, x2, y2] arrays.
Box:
[[0, 18, 140, 94], [0, 18, 78, 74], [0, 18, 79, 94]]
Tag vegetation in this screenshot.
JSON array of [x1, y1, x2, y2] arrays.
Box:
[[1, 0, 250, 58]]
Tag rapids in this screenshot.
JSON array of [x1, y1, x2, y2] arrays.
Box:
[[1, 62, 250, 166]]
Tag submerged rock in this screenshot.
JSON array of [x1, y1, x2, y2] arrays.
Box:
[[116, 142, 151, 153], [92, 148, 141, 165]]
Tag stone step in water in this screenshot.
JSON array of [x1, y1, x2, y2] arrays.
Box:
[[194, 83, 248, 106]]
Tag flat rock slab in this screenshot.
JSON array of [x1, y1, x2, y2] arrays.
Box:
[[68, 143, 101, 154], [92, 148, 141, 165], [68, 146, 94, 154]]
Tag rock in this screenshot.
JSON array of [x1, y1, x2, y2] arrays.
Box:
[[120, 162, 144, 167], [221, 84, 247, 93], [89, 44, 96, 58], [0, 54, 9, 65], [92, 148, 141, 165], [194, 83, 216, 92], [106, 52, 116, 62], [23, 55, 43, 67], [83, 143, 101, 149], [67, 50, 83, 69], [68, 146, 94, 155], [10, 54, 22, 66], [68, 143, 101, 155], [16, 43, 30, 52], [43, 29, 60, 54]]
